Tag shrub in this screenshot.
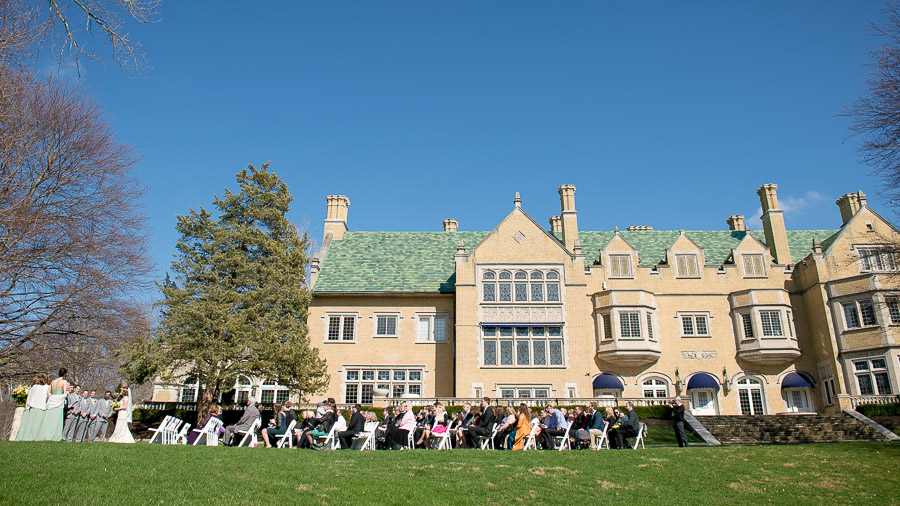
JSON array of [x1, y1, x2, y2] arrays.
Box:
[[856, 402, 900, 417]]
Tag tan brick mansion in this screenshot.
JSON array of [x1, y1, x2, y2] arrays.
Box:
[[303, 183, 899, 416], [150, 183, 900, 416]]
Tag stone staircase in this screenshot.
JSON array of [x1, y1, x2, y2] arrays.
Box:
[[692, 411, 895, 445]]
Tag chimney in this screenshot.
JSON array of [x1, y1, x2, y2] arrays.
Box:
[[756, 184, 791, 265], [549, 216, 562, 234], [726, 215, 745, 231], [324, 195, 350, 242], [836, 191, 865, 224], [626, 225, 653, 231], [558, 184, 579, 252], [442, 219, 458, 232]]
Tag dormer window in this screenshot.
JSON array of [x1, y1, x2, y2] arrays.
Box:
[[676, 254, 700, 278], [609, 254, 633, 278], [481, 268, 562, 303], [742, 254, 767, 277]]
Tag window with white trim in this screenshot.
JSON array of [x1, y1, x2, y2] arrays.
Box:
[[374, 314, 399, 337], [498, 386, 551, 399], [854, 358, 892, 395], [856, 246, 899, 272], [482, 326, 564, 367], [737, 377, 766, 415], [326, 314, 356, 341], [642, 378, 668, 398], [609, 255, 633, 278], [680, 313, 710, 337], [819, 364, 835, 406], [344, 367, 424, 404], [602, 314, 613, 341], [235, 375, 252, 405], [416, 314, 447, 342], [887, 298, 900, 324], [482, 269, 561, 303], [260, 379, 289, 404], [676, 254, 700, 278], [842, 299, 878, 329], [180, 376, 198, 403], [742, 254, 766, 277]]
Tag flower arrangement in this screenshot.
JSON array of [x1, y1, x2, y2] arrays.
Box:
[[111, 401, 120, 410], [11, 386, 29, 407]]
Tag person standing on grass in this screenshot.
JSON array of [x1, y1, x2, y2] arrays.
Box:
[[73, 388, 91, 442], [616, 402, 640, 449], [63, 384, 81, 441], [671, 397, 688, 447]]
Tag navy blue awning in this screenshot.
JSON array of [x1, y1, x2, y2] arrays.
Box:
[[592, 373, 624, 390], [781, 372, 814, 389], [687, 373, 720, 391]]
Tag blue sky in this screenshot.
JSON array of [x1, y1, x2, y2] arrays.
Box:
[[67, 1, 892, 285]]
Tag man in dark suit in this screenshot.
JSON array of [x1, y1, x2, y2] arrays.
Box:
[[339, 404, 366, 449], [616, 401, 640, 449], [465, 397, 495, 448]]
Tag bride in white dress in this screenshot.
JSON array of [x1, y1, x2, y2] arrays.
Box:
[[108, 388, 135, 444]]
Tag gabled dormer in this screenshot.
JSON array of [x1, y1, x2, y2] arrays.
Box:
[[732, 233, 771, 278], [599, 228, 638, 279], [666, 231, 705, 278]]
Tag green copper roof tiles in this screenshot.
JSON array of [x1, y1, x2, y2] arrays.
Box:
[[313, 229, 840, 294]]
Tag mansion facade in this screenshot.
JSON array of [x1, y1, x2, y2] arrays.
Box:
[[150, 183, 900, 416], [305, 183, 899, 416]]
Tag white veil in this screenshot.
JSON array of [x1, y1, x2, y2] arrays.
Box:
[[125, 387, 134, 423]]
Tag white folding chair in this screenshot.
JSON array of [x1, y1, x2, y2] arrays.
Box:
[[404, 429, 415, 450], [192, 417, 224, 446], [631, 422, 646, 450], [162, 418, 184, 445], [148, 416, 176, 444], [552, 424, 571, 451], [593, 423, 610, 450], [351, 421, 379, 451], [275, 420, 297, 448], [477, 423, 499, 450], [317, 424, 339, 450], [429, 424, 454, 450], [236, 417, 261, 447], [522, 422, 539, 451], [175, 422, 191, 445]]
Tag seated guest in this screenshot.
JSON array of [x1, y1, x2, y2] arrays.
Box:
[[386, 401, 415, 449], [223, 397, 260, 446], [615, 402, 640, 450], [338, 404, 366, 449], [570, 405, 589, 448], [538, 403, 568, 450], [453, 402, 475, 448], [262, 402, 296, 448], [511, 404, 532, 450], [375, 407, 395, 450], [586, 402, 607, 449], [493, 406, 517, 449], [465, 397, 496, 448], [261, 403, 283, 448], [605, 407, 624, 449], [187, 405, 223, 445], [305, 402, 337, 449]]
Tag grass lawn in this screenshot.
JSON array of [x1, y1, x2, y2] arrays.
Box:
[[1, 441, 897, 505]]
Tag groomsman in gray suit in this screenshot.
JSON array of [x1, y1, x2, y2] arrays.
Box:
[[74, 389, 93, 442], [91, 391, 114, 442], [63, 384, 81, 441]]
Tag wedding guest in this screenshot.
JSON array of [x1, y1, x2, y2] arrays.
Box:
[[493, 406, 517, 449], [616, 402, 640, 449], [15, 373, 50, 441], [386, 401, 415, 449], [187, 404, 223, 445], [63, 384, 81, 441], [223, 397, 260, 446], [338, 404, 366, 449], [82, 390, 100, 442], [512, 403, 532, 450]]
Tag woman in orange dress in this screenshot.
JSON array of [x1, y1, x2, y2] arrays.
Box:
[[511, 403, 532, 450]]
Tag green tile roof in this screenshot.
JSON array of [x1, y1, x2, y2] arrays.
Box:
[[314, 229, 839, 294]]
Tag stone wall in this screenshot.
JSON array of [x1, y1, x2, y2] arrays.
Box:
[[695, 412, 890, 444]]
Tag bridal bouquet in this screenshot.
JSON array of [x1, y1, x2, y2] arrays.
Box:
[[11, 386, 29, 407], [111, 401, 120, 409]]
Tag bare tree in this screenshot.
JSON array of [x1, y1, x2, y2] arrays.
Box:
[[0, 0, 160, 73], [0, 69, 153, 383], [845, 4, 900, 209]]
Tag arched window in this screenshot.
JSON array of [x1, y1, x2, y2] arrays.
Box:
[[481, 269, 560, 303], [736, 377, 766, 415], [482, 271, 497, 301], [260, 378, 289, 404], [642, 378, 668, 399], [483, 271, 495, 280]]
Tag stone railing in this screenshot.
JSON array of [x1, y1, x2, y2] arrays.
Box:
[[840, 394, 899, 409]]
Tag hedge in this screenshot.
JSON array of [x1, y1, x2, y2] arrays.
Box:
[[856, 402, 900, 417]]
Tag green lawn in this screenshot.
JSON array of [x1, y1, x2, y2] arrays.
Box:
[[1, 441, 897, 505]]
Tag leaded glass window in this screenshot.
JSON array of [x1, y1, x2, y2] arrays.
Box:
[[484, 340, 497, 366], [549, 340, 563, 365], [516, 340, 530, 365], [515, 282, 528, 301], [500, 340, 514, 365], [482, 326, 563, 367]]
